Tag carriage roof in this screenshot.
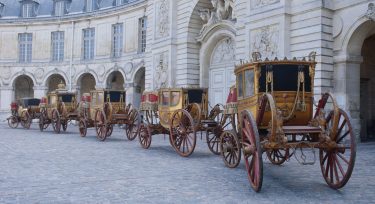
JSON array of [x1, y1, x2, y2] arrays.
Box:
[[17, 98, 41, 107]]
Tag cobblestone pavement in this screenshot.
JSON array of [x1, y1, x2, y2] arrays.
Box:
[[0, 123, 374, 204]]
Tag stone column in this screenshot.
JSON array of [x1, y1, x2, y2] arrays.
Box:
[[33, 86, 48, 99], [333, 55, 362, 141], [125, 82, 142, 108], [0, 86, 13, 121]]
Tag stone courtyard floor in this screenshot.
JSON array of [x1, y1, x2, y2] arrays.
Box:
[[0, 123, 374, 204]]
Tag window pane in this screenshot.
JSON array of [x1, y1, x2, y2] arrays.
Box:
[[237, 72, 243, 98], [162, 92, 169, 106], [171, 92, 180, 106], [244, 69, 255, 97], [83, 28, 95, 60]]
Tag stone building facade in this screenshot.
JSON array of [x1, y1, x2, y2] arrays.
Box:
[[0, 0, 375, 141]]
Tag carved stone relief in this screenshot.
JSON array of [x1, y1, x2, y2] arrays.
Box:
[[1, 67, 11, 80], [124, 62, 134, 80], [35, 68, 44, 81], [366, 3, 375, 21], [250, 24, 279, 59], [211, 37, 235, 65], [198, 0, 235, 37], [154, 52, 168, 89], [251, 0, 279, 9], [155, 0, 170, 39]]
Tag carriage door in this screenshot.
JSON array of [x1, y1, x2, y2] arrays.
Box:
[[208, 37, 236, 107]]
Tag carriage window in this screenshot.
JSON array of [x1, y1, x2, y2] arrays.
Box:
[[237, 72, 243, 98], [171, 91, 180, 106], [97, 92, 104, 105], [162, 91, 169, 106], [244, 69, 255, 97]]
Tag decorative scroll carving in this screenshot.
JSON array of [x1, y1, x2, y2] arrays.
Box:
[[366, 3, 375, 21], [211, 38, 235, 65], [250, 24, 279, 59], [198, 0, 235, 36], [154, 53, 168, 89], [251, 0, 279, 9], [155, 0, 170, 39]]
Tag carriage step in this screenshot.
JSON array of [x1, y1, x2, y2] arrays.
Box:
[[282, 126, 322, 134], [200, 120, 218, 127], [112, 114, 128, 120]]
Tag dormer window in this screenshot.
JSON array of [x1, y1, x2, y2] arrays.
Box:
[[0, 3, 4, 17], [85, 0, 101, 12], [53, 0, 71, 17], [20, 0, 39, 18]]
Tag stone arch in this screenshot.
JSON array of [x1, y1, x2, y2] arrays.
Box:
[[42, 71, 69, 90], [181, 0, 214, 87], [132, 66, 146, 108], [45, 74, 67, 92], [105, 70, 126, 90], [334, 18, 375, 141], [74, 70, 100, 86], [13, 75, 34, 100], [77, 73, 97, 98], [10, 71, 37, 88]]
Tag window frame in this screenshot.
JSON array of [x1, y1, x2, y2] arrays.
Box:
[[111, 23, 123, 58], [138, 17, 147, 53], [51, 31, 65, 62], [82, 28, 95, 61], [18, 33, 33, 63]]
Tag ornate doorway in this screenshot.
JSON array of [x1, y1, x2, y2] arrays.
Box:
[[208, 37, 236, 106], [14, 75, 34, 100]]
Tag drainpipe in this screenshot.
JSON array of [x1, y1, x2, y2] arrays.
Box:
[[69, 21, 75, 91]]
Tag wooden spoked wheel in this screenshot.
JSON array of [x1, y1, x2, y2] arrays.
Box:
[[107, 124, 113, 137], [242, 110, 263, 192], [94, 110, 108, 141], [220, 130, 241, 168], [39, 110, 49, 131], [170, 109, 197, 157], [126, 109, 139, 141], [62, 121, 68, 132], [266, 149, 289, 165], [138, 123, 152, 149], [8, 116, 19, 129], [320, 108, 356, 189], [79, 119, 87, 137], [51, 109, 61, 134], [206, 104, 224, 155], [20, 111, 31, 129], [206, 128, 221, 155]]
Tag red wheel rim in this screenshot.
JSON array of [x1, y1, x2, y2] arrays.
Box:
[[320, 109, 356, 189], [242, 111, 263, 192]]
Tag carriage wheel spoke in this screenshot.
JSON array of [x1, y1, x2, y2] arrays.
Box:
[[334, 154, 345, 176], [336, 152, 350, 165], [337, 131, 350, 143]]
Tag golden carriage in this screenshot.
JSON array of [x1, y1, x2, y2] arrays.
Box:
[[7, 98, 41, 129], [219, 52, 356, 192], [138, 88, 231, 157], [78, 89, 139, 141], [39, 83, 78, 133]]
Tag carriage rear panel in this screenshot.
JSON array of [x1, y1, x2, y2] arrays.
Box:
[[235, 61, 315, 128]]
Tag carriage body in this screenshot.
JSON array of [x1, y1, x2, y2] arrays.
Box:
[[7, 98, 41, 129], [234, 61, 315, 128], [157, 88, 208, 129], [138, 87, 228, 156], [78, 89, 138, 141], [39, 85, 78, 133], [220, 55, 356, 193]]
